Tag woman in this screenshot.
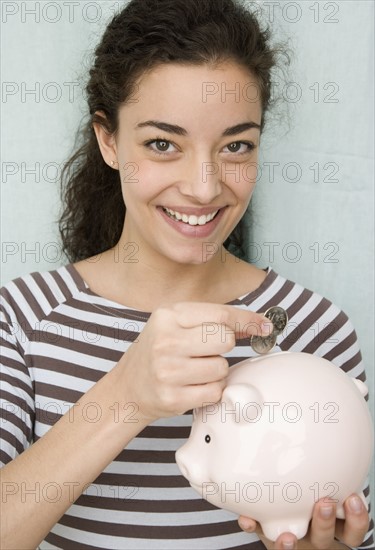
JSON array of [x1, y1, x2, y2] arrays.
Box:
[[1, 0, 372, 548]]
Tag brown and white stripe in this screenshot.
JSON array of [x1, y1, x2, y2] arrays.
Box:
[[1, 264, 373, 549]]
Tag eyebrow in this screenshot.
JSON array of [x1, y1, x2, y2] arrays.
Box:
[[136, 120, 261, 136]]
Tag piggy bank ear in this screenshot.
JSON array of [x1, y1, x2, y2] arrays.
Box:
[[222, 383, 263, 410], [352, 379, 369, 398]]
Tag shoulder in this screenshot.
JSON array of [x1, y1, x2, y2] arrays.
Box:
[[0, 264, 81, 327]]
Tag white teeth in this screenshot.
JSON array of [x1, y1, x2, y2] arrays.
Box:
[[189, 215, 198, 226], [164, 208, 219, 226]]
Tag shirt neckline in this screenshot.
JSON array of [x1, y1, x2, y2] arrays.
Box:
[[64, 262, 277, 316]]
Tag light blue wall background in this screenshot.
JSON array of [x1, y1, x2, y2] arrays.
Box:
[[1, 0, 374, 528]]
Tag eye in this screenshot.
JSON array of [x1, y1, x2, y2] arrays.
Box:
[[145, 139, 178, 156], [154, 140, 170, 152], [223, 141, 255, 155], [205, 435, 211, 444]]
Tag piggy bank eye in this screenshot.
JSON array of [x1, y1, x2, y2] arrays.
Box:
[[205, 435, 211, 444]]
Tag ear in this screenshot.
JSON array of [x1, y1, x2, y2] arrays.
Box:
[[92, 111, 118, 169], [352, 378, 369, 398], [221, 383, 263, 410]]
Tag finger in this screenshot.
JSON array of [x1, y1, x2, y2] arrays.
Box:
[[157, 379, 227, 416], [173, 302, 273, 338], [179, 379, 227, 412], [339, 494, 370, 548], [173, 325, 236, 356], [160, 356, 229, 385], [185, 357, 229, 385], [310, 498, 337, 549], [149, 322, 236, 358], [274, 533, 297, 550], [238, 516, 257, 533]]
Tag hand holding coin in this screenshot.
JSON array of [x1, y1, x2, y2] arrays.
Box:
[[250, 306, 288, 355]]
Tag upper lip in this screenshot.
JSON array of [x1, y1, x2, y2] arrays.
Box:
[[160, 206, 225, 216]]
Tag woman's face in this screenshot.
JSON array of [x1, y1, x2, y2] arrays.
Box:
[[113, 61, 262, 266]]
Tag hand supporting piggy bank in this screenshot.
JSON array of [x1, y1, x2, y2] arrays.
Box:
[[176, 352, 374, 541]]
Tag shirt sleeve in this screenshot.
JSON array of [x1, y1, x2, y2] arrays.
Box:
[[0, 286, 35, 466]]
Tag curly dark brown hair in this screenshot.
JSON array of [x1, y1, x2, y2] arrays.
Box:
[[59, 0, 285, 262]]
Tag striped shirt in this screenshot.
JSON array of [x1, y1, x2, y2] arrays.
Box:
[[1, 264, 373, 549]]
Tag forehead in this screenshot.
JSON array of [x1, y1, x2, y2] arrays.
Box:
[[120, 62, 262, 131]]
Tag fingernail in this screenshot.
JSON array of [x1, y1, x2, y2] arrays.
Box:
[[349, 496, 363, 514], [281, 541, 296, 550], [320, 504, 334, 519], [261, 320, 273, 335]]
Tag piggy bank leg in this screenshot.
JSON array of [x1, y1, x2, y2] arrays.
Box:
[[336, 504, 345, 519], [261, 518, 310, 542]]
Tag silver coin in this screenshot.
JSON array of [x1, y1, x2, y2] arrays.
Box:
[[264, 306, 288, 336], [250, 332, 277, 355]]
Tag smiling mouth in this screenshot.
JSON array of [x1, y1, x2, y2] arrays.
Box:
[[162, 207, 221, 226]]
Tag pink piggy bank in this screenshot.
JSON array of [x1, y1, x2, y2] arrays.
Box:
[[176, 351, 374, 541]]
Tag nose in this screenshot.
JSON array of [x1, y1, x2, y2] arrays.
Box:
[[176, 445, 206, 483], [178, 158, 222, 204]]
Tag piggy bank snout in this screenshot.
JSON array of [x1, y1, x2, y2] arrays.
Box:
[[176, 445, 206, 484], [175, 448, 189, 479]]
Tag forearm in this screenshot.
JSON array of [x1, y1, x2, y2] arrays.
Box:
[[0, 361, 148, 550]]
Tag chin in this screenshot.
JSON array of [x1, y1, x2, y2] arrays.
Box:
[[166, 248, 213, 266], [154, 238, 219, 266], [171, 255, 208, 266]]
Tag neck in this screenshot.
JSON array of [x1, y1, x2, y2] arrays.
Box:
[[74, 242, 266, 312], [103, 241, 240, 307]]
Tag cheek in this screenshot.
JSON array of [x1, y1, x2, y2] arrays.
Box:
[[221, 159, 259, 198], [240, 163, 259, 189], [120, 160, 178, 200]]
